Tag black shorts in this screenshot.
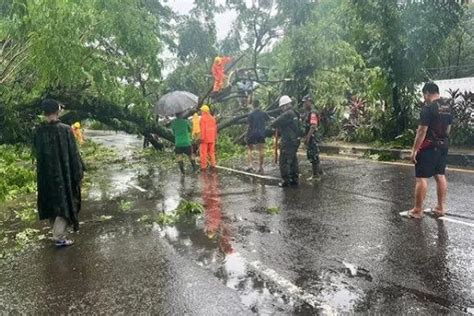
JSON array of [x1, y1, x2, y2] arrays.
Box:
[[415, 147, 448, 178], [247, 134, 265, 145], [175, 146, 192, 156]]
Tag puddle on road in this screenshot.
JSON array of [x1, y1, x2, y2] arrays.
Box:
[[158, 221, 304, 314], [78, 132, 386, 314], [320, 286, 360, 312], [87, 166, 137, 200], [85, 162, 358, 314], [314, 269, 364, 313], [144, 172, 327, 314]]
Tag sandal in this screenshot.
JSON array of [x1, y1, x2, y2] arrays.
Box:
[[430, 207, 446, 218], [400, 210, 424, 219], [55, 239, 74, 247]]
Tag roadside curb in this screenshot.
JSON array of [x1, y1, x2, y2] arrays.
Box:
[[318, 143, 474, 168]]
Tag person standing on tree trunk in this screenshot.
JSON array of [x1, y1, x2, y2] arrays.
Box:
[[302, 95, 322, 181], [407, 82, 453, 219], [271, 95, 301, 187], [171, 112, 197, 174], [199, 105, 218, 171], [34, 99, 84, 247], [246, 100, 270, 173]]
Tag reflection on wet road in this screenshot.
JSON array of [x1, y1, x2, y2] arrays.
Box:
[[0, 131, 472, 315]]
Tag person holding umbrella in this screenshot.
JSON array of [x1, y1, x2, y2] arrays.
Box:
[[199, 105, 218, 171], [154, 91, 201, 172]]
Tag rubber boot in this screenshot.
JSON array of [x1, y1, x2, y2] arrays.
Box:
[[178, 161, 185, 174], [279, 181, 290, 188], [308, 163, 321, 181], [312, 162, 319, 176]]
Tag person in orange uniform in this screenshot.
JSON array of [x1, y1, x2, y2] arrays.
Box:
[[199, 105, 218, 170], [211, 56, 232, 92]]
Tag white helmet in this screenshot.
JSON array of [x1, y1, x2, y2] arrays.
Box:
[[279, 95, 292, 107]]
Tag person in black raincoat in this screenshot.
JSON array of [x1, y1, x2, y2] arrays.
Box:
[[34, 99, 84, 247]]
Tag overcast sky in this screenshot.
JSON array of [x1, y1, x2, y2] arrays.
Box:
[[167, 0, 238, 40]]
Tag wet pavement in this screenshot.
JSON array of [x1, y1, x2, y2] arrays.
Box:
[[0, 131, 473, 315]]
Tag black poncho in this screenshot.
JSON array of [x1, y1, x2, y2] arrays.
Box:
[[34, 121, 84, 230]]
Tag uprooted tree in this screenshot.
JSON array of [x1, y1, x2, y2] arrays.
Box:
[[1, 0, 472, 147], [0, 0, 173, 144]]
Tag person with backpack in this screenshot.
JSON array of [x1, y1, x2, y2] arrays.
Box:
[[246, 100, 270, 173], [406, 82, 453, 218], [271, 95, 301, 187]]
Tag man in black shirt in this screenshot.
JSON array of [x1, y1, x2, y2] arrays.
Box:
[[407, 82, 453, 218], [246, 100, 270, 173]]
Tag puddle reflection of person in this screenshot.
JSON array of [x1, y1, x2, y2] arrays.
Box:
[[201, 172, 234, 255]]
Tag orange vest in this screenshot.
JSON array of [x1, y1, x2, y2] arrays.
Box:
[[200, 112, 217, 143]]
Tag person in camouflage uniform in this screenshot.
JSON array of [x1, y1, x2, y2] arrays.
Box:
[[271, 95, 301, 187], [302, 95, 321, 180]]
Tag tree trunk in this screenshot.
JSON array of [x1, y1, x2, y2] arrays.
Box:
[[392, 85, 404, 135]]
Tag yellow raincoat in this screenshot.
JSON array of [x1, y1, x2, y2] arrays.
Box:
[[192, 113, 200, 140]]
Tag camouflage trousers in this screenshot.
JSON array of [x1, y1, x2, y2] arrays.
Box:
[[307, 138, 320, 164], [307, 138, 320, 176], [279, 144, 300, 183]]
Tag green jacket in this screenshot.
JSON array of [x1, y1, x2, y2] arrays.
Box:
[[171, 118, 192, 147]]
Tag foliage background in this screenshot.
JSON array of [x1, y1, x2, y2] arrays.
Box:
[[0, 0, 473, 147]]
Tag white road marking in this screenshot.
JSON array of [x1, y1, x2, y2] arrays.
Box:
[[129, 183, 147, 192], [216, 166, 281, 181], [400, 209, 474, 228], [439, 217, 474, 228], [249, 260, 335, 315]]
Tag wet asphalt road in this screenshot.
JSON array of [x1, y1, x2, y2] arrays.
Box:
[[0, 131, 472, 315]]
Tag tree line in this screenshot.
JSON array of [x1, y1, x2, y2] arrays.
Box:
[[1, 0, 473, 146]]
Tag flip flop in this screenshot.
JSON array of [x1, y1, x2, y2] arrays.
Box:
[[399, 210, 424, 219], [426, 207, 446, 218], [55, 239, 74, 247]]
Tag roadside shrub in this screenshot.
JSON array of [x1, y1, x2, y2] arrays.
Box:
[[392, 129, 416, 148], [0, 141, 120, 203], [0, 145, 36, 202], [448, 89, 474, 146], [217, 134, 246, 161]]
